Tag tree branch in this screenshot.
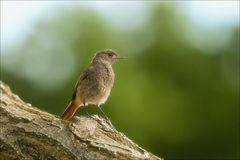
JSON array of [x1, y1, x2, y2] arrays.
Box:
[[0, 81, 162, 160]]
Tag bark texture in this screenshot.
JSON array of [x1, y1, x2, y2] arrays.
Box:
[[0, 81, 162, 160]]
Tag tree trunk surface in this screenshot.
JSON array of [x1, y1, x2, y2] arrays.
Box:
[[0, 81, 163, 160]]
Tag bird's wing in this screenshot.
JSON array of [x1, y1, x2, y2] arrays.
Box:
[[71, 65, 95, 100]]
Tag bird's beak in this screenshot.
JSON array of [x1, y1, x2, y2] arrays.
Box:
[[114, 56, 126, 60]]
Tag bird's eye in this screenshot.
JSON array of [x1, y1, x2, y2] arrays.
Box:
[[108, 53, 113, 57]]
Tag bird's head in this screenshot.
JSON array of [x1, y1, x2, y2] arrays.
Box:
[[92, 49, 124, 65]]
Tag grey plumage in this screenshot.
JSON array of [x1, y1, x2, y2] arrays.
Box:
[[61, 49, 122, 121], [75, 53, 115, 106]]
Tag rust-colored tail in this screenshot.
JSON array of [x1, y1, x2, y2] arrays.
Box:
[[61, 99, 82, 121]]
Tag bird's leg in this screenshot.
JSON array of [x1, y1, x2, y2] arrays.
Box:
[[83, 102, 92, 118], [97, 105, 116, 128], [97, 105, 110, 121]]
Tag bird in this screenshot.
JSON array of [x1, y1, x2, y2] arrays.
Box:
[[60, 49, 123, 121]]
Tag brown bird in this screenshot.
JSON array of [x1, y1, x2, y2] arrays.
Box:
[[60, 49, 123, 121]]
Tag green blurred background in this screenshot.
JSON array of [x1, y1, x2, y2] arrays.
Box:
[[1, 1, 239, 159]]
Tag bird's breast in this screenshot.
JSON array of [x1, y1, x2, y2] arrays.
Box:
[[79, 63, 115, 106]]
